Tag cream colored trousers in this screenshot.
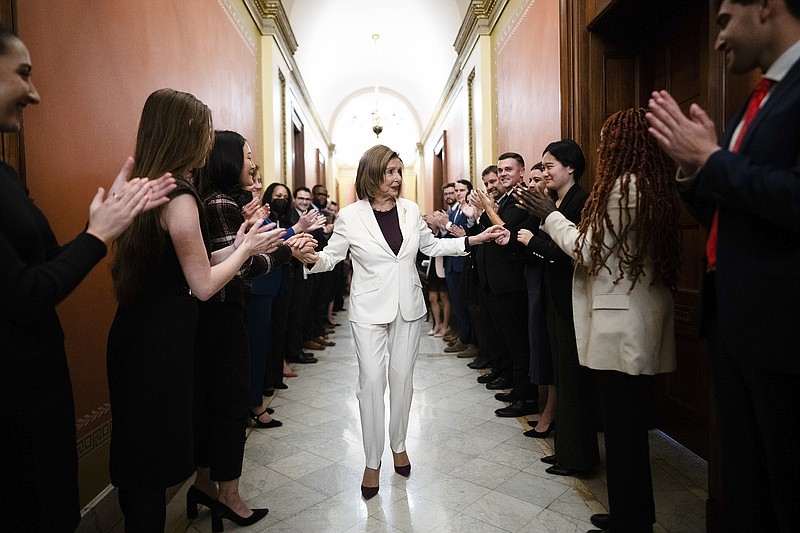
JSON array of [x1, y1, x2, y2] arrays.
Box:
[[350, 309, 422, 469]]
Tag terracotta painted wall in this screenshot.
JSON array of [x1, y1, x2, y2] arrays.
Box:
[[17, 0, 259, 503], [496, 0, 561, 168]]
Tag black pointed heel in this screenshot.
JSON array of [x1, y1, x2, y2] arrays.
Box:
[[210, 500, 268, 532], [186, 485, 215, 519], [360, 462, 381, 500]]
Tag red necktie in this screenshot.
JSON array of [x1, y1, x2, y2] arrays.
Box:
[[705, 77, 775, 271]]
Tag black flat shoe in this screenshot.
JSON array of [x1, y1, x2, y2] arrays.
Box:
[[186, 485, 215, 519], [477, 370, 500, 384], [251, 409, 283, 429], [545, 464, 577, 476], [486, 377, 512, 390], [468, 359, 491, 369], [541, 454, 557, 465], [523, 421, 554, 438], [211, 500, 268, 532], [591, 514, 611, 529], [275, 382, 288, 389], [495, 399, 538, 417], [494, 392, 514, 402]]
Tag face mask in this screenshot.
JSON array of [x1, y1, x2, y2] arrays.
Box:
[[270, 198, 289, 215]]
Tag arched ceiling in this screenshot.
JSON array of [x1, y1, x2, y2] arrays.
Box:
[[285, 0, 471, 165]]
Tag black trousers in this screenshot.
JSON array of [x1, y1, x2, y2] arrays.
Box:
[[491, 289, 535, 401], [118, 487, 166, 533], [286, 264, 307, 357], [597, 370, 655, 532], [709, 318, 800, 533], [194, 302, 249, 481], [546, 304, 599, 471], [266, 280, 291, 388], [248, 294, 274, 405], [478, 286, 508, 378]]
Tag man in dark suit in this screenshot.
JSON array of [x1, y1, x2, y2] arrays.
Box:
[[647, 1, 800, 530], [472, 157, 538, 417], [443, 179, 476, 355]]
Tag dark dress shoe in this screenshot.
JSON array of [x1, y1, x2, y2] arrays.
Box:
[[274, 382, 288, 389], [477, 370, 500, 384], [211, 500, 268, 532], [394, 463, 411, 477], [540, 454, 557, 465], [494, 392, 514, 402], [486, 377, 512, 390], [495, 399, 538, 417], [468, 359, 491, 369], [523, 421, 554, 438], [546, 464, 578, 476], [590, 514, 611, 529], [250, 409, 283, 429], [186, 485, 215, 519], [360, 484, 379, 500], [294, 354, 318, 364]]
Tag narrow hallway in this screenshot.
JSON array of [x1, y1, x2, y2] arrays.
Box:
[[179, 306, 707, 532]]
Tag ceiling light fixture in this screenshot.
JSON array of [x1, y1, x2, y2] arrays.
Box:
[[371, 33, 383, 138]]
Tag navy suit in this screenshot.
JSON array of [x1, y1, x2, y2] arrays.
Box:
[[685, 55, 800, 532], [444, 206, 471, 342]]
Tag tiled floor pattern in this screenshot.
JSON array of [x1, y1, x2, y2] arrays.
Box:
[[182, 308, 707, 532]]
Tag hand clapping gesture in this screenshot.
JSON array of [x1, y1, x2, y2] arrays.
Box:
[[513, 187, 556, 219], [88, 157, 177, 245]]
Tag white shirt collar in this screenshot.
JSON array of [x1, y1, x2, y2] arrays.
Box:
[[764, 38, 800, 82]]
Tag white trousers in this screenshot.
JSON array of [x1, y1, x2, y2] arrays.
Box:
[[350, 309, 422, 469]]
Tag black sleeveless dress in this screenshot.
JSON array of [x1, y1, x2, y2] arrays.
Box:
[[107, 184, 209, 489]]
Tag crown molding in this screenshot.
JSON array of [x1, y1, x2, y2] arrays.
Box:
[[242, 0, 331, 148], [242, 0, 298, 53], [422, 0, 507, 145], [453, 0, 503, 55]]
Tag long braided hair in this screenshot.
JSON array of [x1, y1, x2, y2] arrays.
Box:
[[575, 108, 681, 288]]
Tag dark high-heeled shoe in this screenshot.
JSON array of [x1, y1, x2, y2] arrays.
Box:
[[210, 500, 268, 532], [186, 485, 215, 519], [250, 409, 282, 429], [360, 463, 380, 500], [523, 421, 554, 438], [392, 451, 411, 477]]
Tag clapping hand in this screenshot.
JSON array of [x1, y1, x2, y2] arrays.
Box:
[[88, 157, 178, 244], [517, 228, 534, 246], [448, 224, 466, 238], [494, 227, 512, 245], [296, 210, 326, 232], [513, 187, 556, 219]]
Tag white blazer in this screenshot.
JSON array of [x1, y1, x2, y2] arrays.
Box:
[[542, 176, 676, 376], [308, 198, 467, 324]]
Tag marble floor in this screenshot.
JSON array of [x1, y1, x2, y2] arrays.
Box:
[[181, 307, 707, 533]]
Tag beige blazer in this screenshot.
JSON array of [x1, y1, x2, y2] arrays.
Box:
[[308, 198, 467, 324], [542, 176, 676, 376]]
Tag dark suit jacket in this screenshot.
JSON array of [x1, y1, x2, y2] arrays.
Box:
[[684, 58, 800, 374], [473, 194, 529, 294], [527, 183, 589, 320]]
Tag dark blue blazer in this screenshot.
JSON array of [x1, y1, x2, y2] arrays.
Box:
[[686, 57, 800, 374], [444, 207, 469, 274]]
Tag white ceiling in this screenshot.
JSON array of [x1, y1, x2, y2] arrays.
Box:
[[285, 0, 471, 165]]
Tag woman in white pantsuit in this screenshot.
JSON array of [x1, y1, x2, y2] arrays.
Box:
[[306, 145, 502, 499]]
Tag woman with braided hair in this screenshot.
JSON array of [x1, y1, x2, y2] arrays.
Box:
[[515, 107, 680, 533]]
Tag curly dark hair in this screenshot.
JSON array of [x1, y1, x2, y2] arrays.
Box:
[[576, 108, 681, 288]]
